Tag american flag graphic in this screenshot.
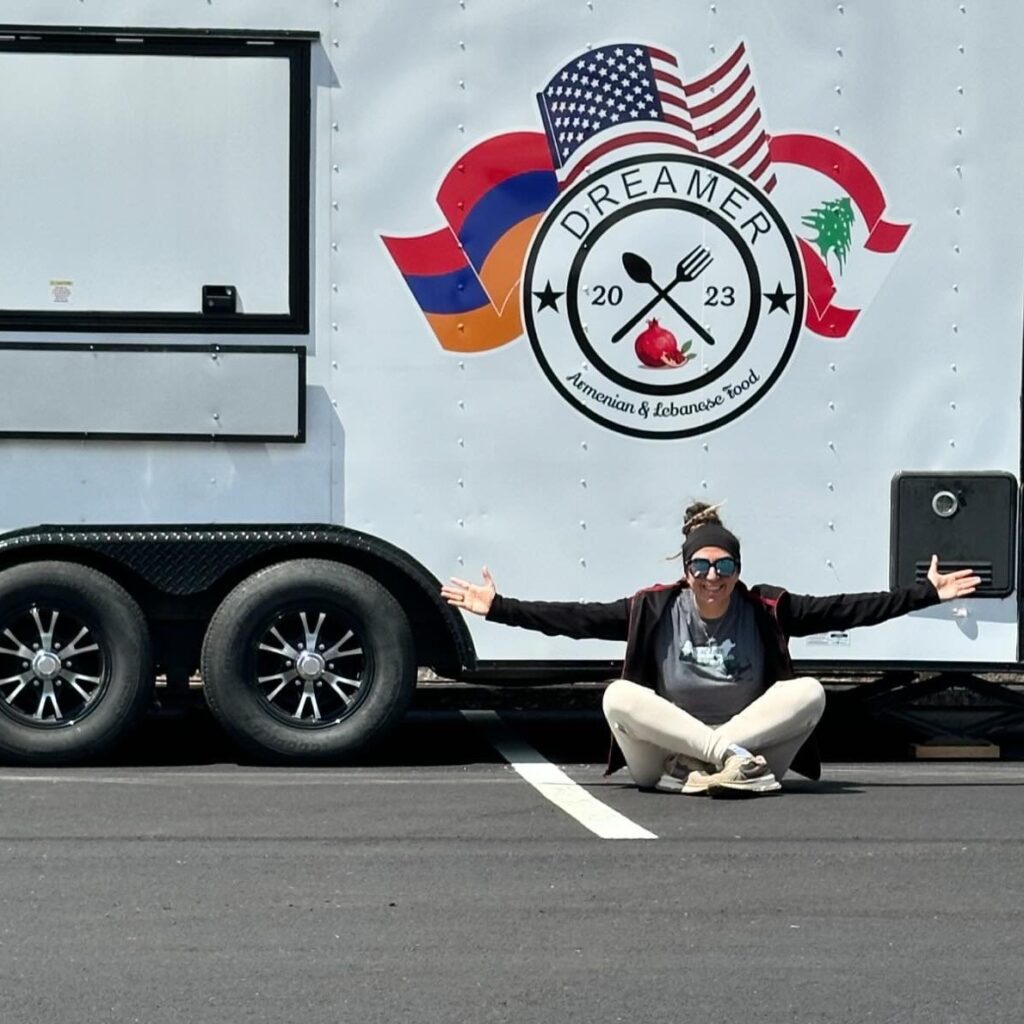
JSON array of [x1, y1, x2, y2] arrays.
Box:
[[536, 41, 776, 193]]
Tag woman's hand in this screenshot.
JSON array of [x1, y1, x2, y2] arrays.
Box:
[[927, 554, 981, 601], [441, 567, 497, 616]]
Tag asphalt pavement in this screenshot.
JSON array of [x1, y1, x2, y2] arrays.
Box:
[[1, 704, 1023, 1024]]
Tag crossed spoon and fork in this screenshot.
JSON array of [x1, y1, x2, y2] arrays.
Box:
[[610, 245, 715, 346]]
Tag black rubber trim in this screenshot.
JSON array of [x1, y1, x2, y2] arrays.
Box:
[[470, 659, 1024, 681], [793, 660, 1024, 674], [1019, 483, 1024, 663], [467, 661, 623, 683], [0, 26, 320, 42]]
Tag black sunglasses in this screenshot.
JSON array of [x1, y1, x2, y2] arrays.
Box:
[[687, 556, 739, 579]]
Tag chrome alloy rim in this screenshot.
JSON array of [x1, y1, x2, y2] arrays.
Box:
[[0, 607, 107, 726], [255, 610, 367, 727]]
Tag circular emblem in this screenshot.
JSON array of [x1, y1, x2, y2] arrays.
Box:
[[523, 153, 804, 439]]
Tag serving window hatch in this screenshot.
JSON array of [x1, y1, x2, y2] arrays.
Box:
[[0, 26, 314, 333]]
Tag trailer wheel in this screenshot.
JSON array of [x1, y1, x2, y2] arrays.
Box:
[[200, 559, 415, 763], [0, 562, 152, 765]]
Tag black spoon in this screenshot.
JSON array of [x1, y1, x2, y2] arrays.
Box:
[[612, 251, 716, 346]]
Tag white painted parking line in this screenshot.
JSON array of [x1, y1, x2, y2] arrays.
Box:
[[0, 773, 525, 786], [461, 709, 657, 841]]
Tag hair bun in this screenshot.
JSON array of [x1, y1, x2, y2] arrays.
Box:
[[682, 500, 725, 536]]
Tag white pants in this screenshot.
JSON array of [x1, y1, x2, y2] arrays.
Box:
[[602, 677, 826, 788]]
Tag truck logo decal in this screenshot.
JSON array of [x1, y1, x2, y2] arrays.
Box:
[[524, 153, 802, 438], [381, 41, 910, 437]]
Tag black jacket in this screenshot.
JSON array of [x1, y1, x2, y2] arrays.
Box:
[[486, 578, 941, 779]]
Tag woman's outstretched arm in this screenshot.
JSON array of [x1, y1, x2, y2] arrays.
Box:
[[442, 568, 630, 641], [781, 555, 981, 637]]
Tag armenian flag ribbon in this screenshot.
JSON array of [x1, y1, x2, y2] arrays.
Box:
[[381, 132, 557, 353]]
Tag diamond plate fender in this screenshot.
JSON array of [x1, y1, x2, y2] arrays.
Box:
[[0, 524, 475, 674]]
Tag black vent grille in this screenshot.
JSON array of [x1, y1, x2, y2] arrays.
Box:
[[914, 561, 994, 589], [892, 473, 1016, 597]]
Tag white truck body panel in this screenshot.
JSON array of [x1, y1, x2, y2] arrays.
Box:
[[0, 1, 1019, 666]]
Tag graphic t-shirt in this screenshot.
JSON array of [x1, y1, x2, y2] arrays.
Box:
[[654, 589, 766, 725]]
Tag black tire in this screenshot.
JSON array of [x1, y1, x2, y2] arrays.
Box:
[[0, 561, 153, 765], [200, 559, 415, 764]]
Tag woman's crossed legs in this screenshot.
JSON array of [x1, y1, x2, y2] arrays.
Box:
[[602, 677, 826, 788]]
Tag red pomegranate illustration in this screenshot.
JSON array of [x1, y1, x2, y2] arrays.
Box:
[[634, 319, 692, 368]]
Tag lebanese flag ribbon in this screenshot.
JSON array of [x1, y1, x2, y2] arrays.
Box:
[[770, 133, 911, 338]]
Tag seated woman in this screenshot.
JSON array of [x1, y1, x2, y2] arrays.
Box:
[[441, 502, 979, 799]]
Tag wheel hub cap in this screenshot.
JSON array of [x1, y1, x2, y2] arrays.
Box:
[[295, 651, 326, 681], [32, 651, 62, 680], [255, 610, 366, 726], [0, 606, 105, 726]]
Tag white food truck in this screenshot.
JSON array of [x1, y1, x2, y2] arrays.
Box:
[[0, 0, 1020, 764]]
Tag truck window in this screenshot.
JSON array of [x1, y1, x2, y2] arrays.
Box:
[[0, 28, 311, 333]]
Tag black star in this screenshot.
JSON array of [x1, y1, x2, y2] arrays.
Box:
[[533, 280, 564, 313], [764, 282, 795, 314]]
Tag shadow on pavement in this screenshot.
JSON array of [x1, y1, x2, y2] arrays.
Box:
[[8, 682, 1024, 769], [102, 704, 504, 769]]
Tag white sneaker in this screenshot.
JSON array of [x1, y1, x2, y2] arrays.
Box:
[[704, 753, 781, 799], [653, 754, 714, 795]]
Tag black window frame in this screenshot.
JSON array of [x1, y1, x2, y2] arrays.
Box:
[[0, 25, 315, 334]]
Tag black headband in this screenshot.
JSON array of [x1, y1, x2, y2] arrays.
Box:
[[682, 523, 741, 564]]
